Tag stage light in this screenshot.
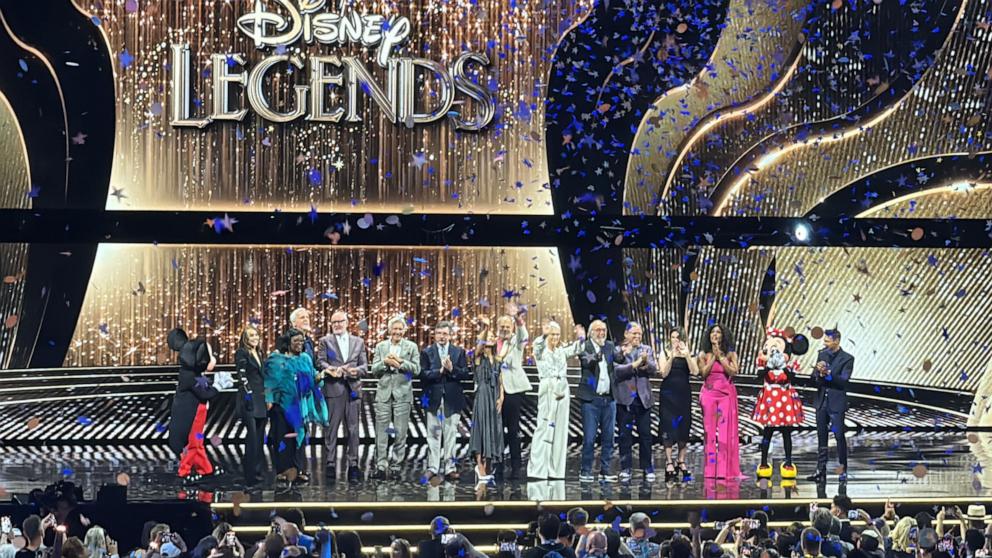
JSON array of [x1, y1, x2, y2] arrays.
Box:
[[794, 222, 811, 243]]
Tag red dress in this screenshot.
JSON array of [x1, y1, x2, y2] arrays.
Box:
[[752, 359, 804, 426]]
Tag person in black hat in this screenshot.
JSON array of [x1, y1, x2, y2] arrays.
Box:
[[167, 328, 229, 483]]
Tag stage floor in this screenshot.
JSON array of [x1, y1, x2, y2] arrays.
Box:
[[1, 431, 988, 503]]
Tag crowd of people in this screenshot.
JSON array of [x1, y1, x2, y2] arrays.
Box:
[[6, 495, 992, 558], [167, 304, 856, 489]]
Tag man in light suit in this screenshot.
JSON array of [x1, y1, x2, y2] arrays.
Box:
[[613, 322, 657, 482], [316, 309, 367, 482], [419, 320, 470, 482], [369, 315, 420, 480], [807, 328, 854, 483]]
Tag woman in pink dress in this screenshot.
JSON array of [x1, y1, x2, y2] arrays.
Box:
[[698, 323, 742, 479]]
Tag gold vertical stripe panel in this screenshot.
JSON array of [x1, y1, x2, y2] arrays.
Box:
[[770, 247, 992, 391], [719, 0, 983, 217], [684, 247, 772, 368], [65, 245, 574, 367], [858, 182, 992, 218], [623, 0, 809, 215], [80, 0, 593, 214], [620, 248, 683, 348]]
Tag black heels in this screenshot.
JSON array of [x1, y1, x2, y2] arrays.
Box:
[[665, 462, 677, 482], [678, 461, 691, 481]]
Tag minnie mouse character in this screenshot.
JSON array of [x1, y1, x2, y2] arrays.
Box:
[[167, 328, 232, 484], [753, 327, 809, 481]]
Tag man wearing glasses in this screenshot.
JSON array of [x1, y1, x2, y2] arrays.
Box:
[[317, 310, 367, 482]]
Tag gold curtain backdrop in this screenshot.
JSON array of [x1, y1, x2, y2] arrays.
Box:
[[0, 92, 32, 368], [770, 247, 992, 392], [75, 0, 593, 214], [65, 244, 574, 366]]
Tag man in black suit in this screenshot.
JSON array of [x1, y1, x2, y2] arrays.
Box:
[[420, 320, 470, 482], [576, 320, 618, 482], [808, 329, 854, 482]]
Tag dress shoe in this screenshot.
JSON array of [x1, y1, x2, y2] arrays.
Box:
[[347, 466, 362, 482], [806, 470, 826, 482]]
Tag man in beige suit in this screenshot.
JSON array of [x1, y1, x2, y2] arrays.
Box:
[[316, 310, 367, 482], [369, 315, 420, 480]]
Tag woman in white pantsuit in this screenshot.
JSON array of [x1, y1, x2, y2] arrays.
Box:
[[527, 321, 586, 480]]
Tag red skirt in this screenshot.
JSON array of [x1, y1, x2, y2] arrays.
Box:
[[752, 384, 804, 426]]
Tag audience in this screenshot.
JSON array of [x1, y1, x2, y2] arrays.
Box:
[[8, 484, 992, 558]]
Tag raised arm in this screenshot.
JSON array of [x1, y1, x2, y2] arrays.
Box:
[[699, 352, 716, 378], [419, 350, 442, 381], [823, 355, 853, 390], [658, 348, 673, 378], [515, 321, 529, 347], [721, 351, 740, 376], [399, 342, 421, 375]]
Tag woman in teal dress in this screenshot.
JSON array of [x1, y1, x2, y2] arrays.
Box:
[[264, 327, 328, 485]]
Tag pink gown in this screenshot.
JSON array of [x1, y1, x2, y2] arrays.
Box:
[[699, 359, 742, 479]]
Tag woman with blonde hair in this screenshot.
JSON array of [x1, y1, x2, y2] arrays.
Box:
[[527, 320, 586, 479], [890, 516, 918, 558], [469, 317, 504, 483]]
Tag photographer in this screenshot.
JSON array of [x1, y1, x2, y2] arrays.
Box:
[[417, 517, 452, 558], [830, 497, 855, 544]]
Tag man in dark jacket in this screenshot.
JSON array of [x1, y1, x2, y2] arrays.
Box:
[[576, 320, 618, 482], [420, 321, 470, 481], [522, 514, 578, 558], [808, 329, 854, 482]]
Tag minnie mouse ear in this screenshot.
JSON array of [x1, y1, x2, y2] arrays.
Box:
[[791, 334, 809, 356], [167, 328, 188, 352]]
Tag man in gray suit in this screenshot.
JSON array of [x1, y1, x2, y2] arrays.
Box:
[[613, 322, 657, 482], [316, 309, 367, 482], [369, 315, 420, 480]]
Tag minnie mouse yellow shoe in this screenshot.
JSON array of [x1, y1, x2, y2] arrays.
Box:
[[780, 463, 797, 479], [756, 463, 774, 479]]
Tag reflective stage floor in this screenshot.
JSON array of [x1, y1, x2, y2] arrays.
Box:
[[2, 431, 989, 503]]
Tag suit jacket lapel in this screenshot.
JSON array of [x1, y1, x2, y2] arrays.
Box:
[[329, 335, 342, 364]]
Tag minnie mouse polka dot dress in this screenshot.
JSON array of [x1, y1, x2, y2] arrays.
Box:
[[752, 359, 805, 426]]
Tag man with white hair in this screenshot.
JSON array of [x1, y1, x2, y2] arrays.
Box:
[[613, 322, 657, 482], [316, 309, 367, 482], [289, 308, 315, 360], [576, 320, 618, 482], [369, 315, 420, 480]]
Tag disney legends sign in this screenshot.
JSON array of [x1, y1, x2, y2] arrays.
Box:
[[170, 0, 496, 130]]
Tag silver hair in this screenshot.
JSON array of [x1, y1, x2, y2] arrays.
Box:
[[289, 307, 309, 324], [387, 315, 407, 329]]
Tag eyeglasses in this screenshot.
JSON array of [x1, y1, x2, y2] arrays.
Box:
[[331, 319, 347, 325]]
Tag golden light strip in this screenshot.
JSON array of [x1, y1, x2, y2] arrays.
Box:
[[656, 48, 804, 211], [212, 496, 992, 510], [714, 104, 901, 215], [855, 182, 992, 218]]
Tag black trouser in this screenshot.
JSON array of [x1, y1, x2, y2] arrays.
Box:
[[501, 392, 525, 470], [268, 405, 298, 475], [759, 426, 793, 465], [242, 414, 267, 482], [618, 399, 653, 472], [816, 405, 848, 472]]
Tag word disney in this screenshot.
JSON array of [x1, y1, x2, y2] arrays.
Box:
[[169, 0, 496, 130]]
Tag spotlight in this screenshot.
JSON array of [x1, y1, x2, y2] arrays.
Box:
[[793, 222, 811, 243]]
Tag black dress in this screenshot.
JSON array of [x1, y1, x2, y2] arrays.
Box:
[[659, 356, 692, 445]]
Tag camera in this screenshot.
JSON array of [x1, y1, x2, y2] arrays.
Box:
[[441, 534, 456, 545], [848, 510, 860, 520], [1, 517, 11, 534], [499, 543, 517, 552], [226, 532, 237, 546]]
